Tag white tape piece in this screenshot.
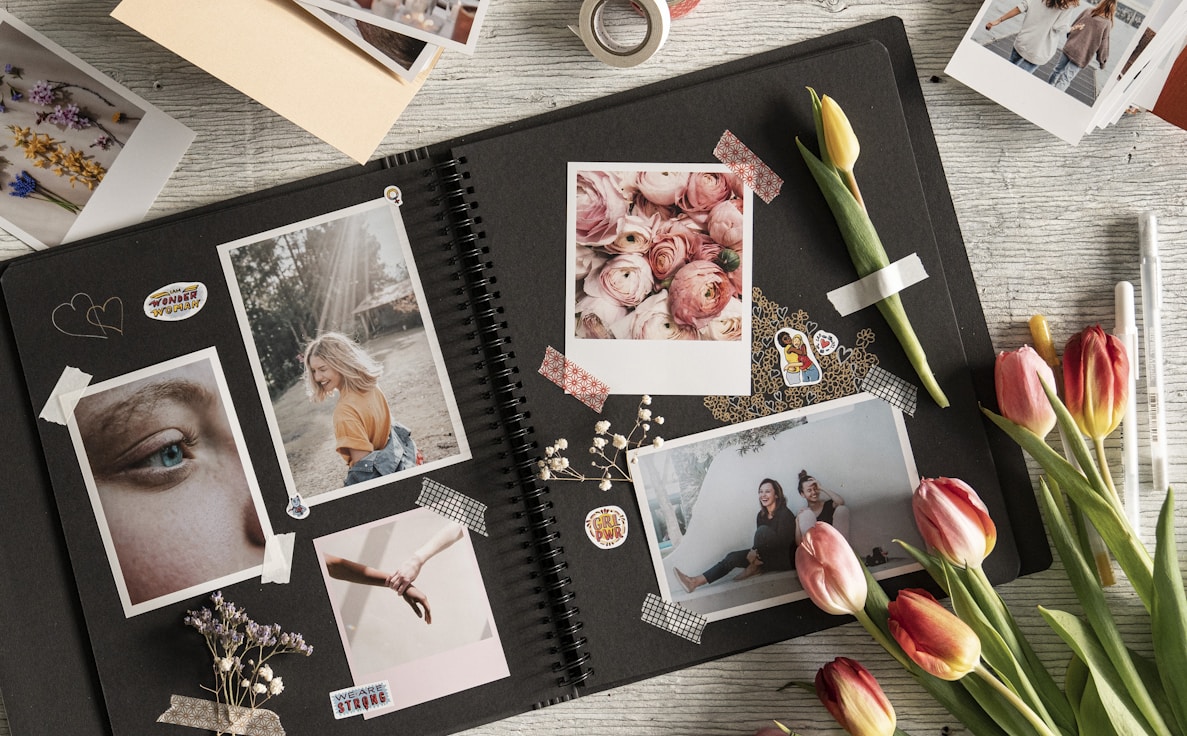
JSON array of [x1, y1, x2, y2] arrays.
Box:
[[39, 366, 93, 425], [826, 253, 929, 317], [261, 533, 296, 585], [572, 0, 671, 68]]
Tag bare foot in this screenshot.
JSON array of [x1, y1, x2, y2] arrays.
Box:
[[674, 567, 702, 594], [735, 561, 764, 581]]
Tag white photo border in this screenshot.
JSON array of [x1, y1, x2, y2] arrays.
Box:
[[218, 198, 472, 507], [565, 162, 753, 396], [312, 507, 510, 716], [63, 347, 274, 618], [627, 392, 922, 622], [297, 0, 492, 55]]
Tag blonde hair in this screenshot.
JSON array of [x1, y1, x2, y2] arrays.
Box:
[[303, 332, 382, 402]]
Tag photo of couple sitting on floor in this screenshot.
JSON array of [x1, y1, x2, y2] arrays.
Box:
[[631, 393, 926, 621]]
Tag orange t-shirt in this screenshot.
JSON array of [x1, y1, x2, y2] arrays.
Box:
[[332, 385, 392, 465]]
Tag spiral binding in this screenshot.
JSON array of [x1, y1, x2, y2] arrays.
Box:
[[428, 155, 592, 692]]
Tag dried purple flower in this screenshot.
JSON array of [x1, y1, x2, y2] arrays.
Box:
[[47, 103, 92, 130], [28, 81, 55, 106], [91, 135, 113, 150], [9, 88, 22, 102]]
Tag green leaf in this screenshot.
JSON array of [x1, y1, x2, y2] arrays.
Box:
[[1079, 674, 1124, 736], [1066, 656, 1089, 714], [1152, 489, 1187, 734], [960, 668, 1044, 736], [1040, 608, 1157, 736], [981, 408, 1153, 608], [941, 563, 1063, 734], [807, 87, 836, 174], [895, 539, 946, 590], [1037, 480, 1170, 736], [963, 564, 1077, 735]]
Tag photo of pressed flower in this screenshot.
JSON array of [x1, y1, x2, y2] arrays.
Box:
[[566, 162, 753, 396], [0, 13, 193, 249]]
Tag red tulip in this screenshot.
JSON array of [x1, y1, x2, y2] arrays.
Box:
[[994, 346, 1057, 437], [887, 589, 980, 680], [1063, 325, 1128, 440], [816, 658, 897, 736], [913, 477, 997, 569], [796, 522, 867, 615]]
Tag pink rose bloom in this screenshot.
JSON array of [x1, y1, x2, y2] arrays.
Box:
[[575, 245, 609, 281], [667, 260, 736, 329], [575, 292, 627, 339], [647, 221, 700, 282], [708, 198, 744, 252], [632, 194, 677, 221], [605, 213, 659, 255], [679, 172, 735, 213], [575, 170, 628, 246], [699, 296, 744, 341], [635, 171, 689, 206], [583, 253, 655, 308], [686, 235, 723, 264], [614, 292, 698, 340]]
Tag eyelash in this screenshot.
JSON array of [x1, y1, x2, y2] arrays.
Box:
[[118, 432, 200, 490]]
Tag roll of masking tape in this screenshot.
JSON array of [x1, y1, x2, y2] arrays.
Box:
[[577, 0, 671, 68]]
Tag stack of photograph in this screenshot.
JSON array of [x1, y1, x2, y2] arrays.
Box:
[[947, 0, 1187, 142]]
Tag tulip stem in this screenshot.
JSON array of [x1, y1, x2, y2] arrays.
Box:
[[842, 170, 866, 212], [1093, 436, 1123, 511], [973, 664, 1059, 736], [854, 610, 913, 670]]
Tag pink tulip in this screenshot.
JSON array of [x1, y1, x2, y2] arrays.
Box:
[[913, 477, 997, 569], [1063, 325, 1128, 440], [816, 658, 897, 736], [887, 589, 980, 681], [796, 523, 867, 615], [994, 346, 1057, 437]]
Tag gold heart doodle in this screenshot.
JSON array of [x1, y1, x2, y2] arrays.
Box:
[[52, 293, 124, 339]]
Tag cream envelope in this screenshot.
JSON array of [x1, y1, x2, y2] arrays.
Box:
[[111, 0, 438, 164]]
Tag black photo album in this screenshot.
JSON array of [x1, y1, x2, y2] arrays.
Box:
[[0, 17, 1048, 736]]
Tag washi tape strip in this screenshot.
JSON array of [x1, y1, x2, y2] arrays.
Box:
[[538, 346, 610, 412], [826, 254, 929, 317], [261, 533, 296, 585], [417, 478, 488, 537], [39, 366, 93, 425], [329, 681, 394, 720], [859, 365, 919, 417], [640, 593, 706, 644], [157, 694, 284, 736], [714, 130, 783, 204]]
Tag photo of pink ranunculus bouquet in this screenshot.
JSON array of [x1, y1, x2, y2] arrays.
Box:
[[573, 166, 749, 341]]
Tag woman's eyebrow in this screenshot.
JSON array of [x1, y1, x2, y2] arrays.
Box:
[[102, 378, 219, 428]]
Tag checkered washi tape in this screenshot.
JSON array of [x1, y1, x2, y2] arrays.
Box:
[[417, 478, 488, 537], [714, 130, 783, 204], [858, 365, 918, 417], [640, 593, 707, 644], [538, 346, 609, 412]]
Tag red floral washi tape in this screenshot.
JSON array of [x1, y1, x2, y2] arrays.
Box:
[[539, 346, 610, 412], [714, 130, 783, 204]]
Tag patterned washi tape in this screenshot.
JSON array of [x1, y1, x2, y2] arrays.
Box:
[[417, 478, 488, 537], [858, 365, 919, 417], [640, 593, 707, 644], [538, 346, 610, 412], [714, 130, 783, 204]]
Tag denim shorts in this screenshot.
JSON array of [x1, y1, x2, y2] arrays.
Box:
[[344, 422, 417, 486]]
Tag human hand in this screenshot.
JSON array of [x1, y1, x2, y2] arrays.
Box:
[[985, 20, 995, 29], [402, 586, 432, 624], [386, 555, 423, 595], [746, 548, 763, 566]]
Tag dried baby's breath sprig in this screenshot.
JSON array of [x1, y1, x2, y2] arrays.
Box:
[[537, 395, 664, 490]]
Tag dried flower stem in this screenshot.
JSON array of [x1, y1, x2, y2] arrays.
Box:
[[538, 395, 665, 490]]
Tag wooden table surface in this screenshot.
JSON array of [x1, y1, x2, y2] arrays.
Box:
[[1, 1, 1184, 735]]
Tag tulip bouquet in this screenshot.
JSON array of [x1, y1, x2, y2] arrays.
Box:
[[774, 322, 1185, 736]]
